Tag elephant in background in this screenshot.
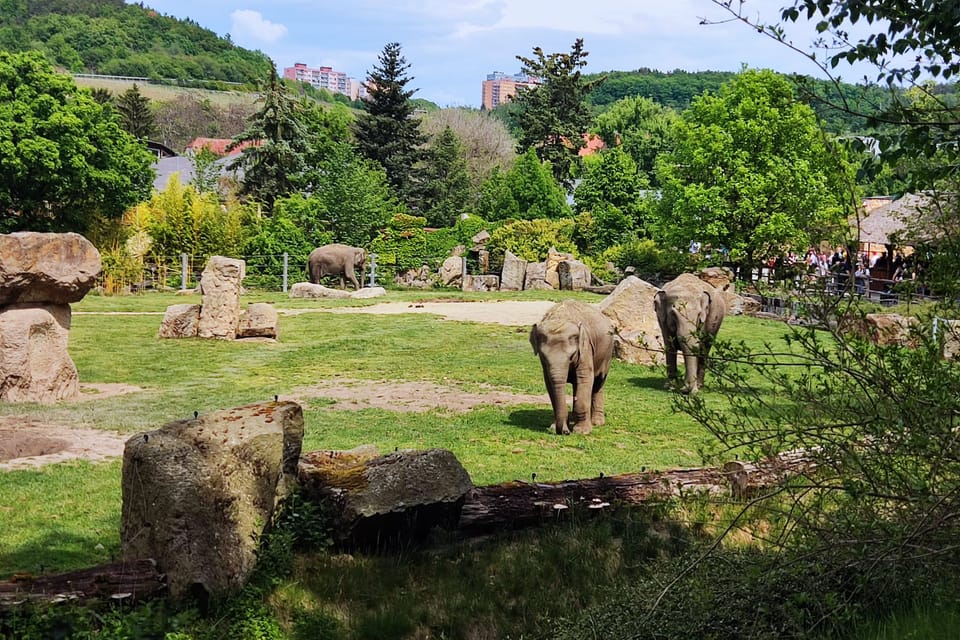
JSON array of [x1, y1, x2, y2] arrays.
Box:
[[308, 243, 366, 290], [654, 273, 727, 394], [529, 299, 614, 435]]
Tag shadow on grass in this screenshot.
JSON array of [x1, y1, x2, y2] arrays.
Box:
[[0, 528, 117, 579], [624, 375, 670, 391], [506, 408, 554, 434]]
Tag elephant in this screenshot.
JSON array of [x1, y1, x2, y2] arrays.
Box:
[[308, 243, 366, 290], [529, 299, 614, 435], [654, 273, 728, 394]]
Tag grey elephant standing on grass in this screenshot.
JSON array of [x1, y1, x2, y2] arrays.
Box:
[[308, 243, 366, 290], [529, 299, 614, 435], [654, 273, 727, 394]]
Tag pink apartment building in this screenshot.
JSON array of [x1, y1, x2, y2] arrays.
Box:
[[283, 62, 365, 100], [481, 71, 540, 110]]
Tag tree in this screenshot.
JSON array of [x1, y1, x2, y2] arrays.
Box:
[[227, 68, 309, 212], [0, 51, 154, 233], [653, 68, 854, 269], [418, 126, 472, 227], [477, 148, 570, 221], [574, 146, 649, 223], [354, 42, 427, 207], [591, 96, 679, 186], [420, 108, 517, 193], [513, 38, 603, 189], [115, 83, 155, 140]]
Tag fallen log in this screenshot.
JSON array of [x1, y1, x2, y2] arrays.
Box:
[[0, 559, 164, 608], [458, 449, 815, 534]]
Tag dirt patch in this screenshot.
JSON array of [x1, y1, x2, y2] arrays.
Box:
[[0, 418, 127, 470], [281, 300, 557, 326], [288, 378, 548, 413], [75, 382, 144, 401]]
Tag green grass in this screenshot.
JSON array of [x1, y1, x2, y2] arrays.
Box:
[[0, 290, 796, 579]]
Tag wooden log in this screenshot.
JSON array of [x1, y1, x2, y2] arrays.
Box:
[[0, 559, 164, 608], [457, 450, 815, 534]]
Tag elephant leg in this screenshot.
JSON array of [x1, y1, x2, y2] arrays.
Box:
[[665, 338, 679, 389], [590, 375, 606, 426], [570, 369, 593, 434], [697, 342, 713, 388], [346, 267, 360, 290], [682, 351, 700, 394]]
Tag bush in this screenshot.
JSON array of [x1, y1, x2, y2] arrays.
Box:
[[487, 218, 577, 263], [604, 239, 692, 282], [370, 213, 430, 279]]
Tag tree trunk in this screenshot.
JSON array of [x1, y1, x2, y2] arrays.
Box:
[[0, 559, 164, 608]]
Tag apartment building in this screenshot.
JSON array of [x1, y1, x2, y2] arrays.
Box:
[[481, 71, 540, 110], [283, 62, 365, 100]]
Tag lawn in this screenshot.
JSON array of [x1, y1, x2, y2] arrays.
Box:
[[0, 289, 794, 578]]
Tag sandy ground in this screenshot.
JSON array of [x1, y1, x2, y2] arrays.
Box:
[[1, 301, 557, 469]]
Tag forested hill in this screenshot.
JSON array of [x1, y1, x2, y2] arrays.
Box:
[[0, 0, 273, 86], [585, 68, 737, 111]]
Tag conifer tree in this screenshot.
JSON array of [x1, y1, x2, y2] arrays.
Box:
[[354, 42, 427, 207], [227, 68, 309, 212], [418, 126, 472, 227], [116, 84, 155, 140]]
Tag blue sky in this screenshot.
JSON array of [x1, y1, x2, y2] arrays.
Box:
[[133, 1, 875, 108]]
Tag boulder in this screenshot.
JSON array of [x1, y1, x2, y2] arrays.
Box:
[[462, 275, 500, 291], [197, 256, 245, 340], [298, 447, 473, 548], [0, 303, 78, 403], [289, 282, 352, 299], [500, 251, 527, 292], [597, 276, 665, 365], [862, 313, 919, 347], [350, 286, 387, 299], [439, 256, 464, 286], [157, 304, 201, 339], [524, 262, 551, 290], [544, 248, 572, 290], [697, 266, 734, 290], [0, 232, 101, 306], [237, 303, 279, 339], [939, 318, 960, 360], [121, 401, 304, 601], [728, 293, 762, 317], [558, 260, 591, 291]]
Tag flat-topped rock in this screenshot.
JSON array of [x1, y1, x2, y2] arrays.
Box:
[[0, 232, 101, 305]]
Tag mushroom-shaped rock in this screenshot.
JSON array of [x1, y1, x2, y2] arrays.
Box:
[[0, 232, 101, 305]]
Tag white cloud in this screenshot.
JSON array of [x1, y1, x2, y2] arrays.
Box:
[[230, 9, 288, 45]]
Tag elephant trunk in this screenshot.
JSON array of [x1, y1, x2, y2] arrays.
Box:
[[546, 364, 571, 435]]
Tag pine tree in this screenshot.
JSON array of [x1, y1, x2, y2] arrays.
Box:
[[354, 42, 427, 208], [418, 126, 472, 227], [513, 39, 603, 190], [227, 68, 309, 212], [116, 83, 155, 140]]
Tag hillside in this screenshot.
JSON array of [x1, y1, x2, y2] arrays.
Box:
[[0, 0, 273, 86]]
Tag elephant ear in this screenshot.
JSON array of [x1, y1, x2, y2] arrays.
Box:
[[653, 289, 664, 316], [529, 324, 541, 355]]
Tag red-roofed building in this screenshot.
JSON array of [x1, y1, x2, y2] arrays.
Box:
[[578, 133, 606, 157], [184, 137, 258, 157]]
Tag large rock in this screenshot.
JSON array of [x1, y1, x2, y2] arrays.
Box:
[[544, 248, 572, 290], [597, 276, 665, 365], [197, 256, 245, 340], [298, 447, 473, 548], [0, 232, 101, 305], [696, 267, 734, 290], [558, 260, 591, 291], [121, 401, 304, 601], [524, 262, 551, 290], [0, 303, 78, 403], [237, 303, 279, 339], [350, 286, 387, 299], [462, 274, 500, 291], [863, 313, 919, 347], [157, 303, 201, 339], [439, 256, 464, 286], [289, 282, 352, 299], [939, 318, 960, 360], [500, 251, 527, 292]]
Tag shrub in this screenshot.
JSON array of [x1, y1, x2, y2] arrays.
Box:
[[487, 218, 577, 263], [370, 213, 430, 278]]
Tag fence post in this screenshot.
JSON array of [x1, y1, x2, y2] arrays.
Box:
[[180, 253, 188, 290], [367, 253, 378, 287], [282, 253, 289, 293]]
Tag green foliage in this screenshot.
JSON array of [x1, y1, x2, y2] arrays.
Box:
[[243, 205, 317, 286], [228, 69, 310, 212], [0, 0, 273, 85], [573, 146, 650, 227], [115, 83, 154, 140], [513, 38, 603, 189], [591, 95, 679, 185], [571, 206, 637, 255], [417, 125, 473, 227], [353, 42, 427, 208], [478, 148, 570, 221], [189, 146, 221, 195], [487, 217, 577, 262], [585, 68, 736, 111], [0, 50, 154, 233], [370, 212, 430, 275], [653, 68, 854, 267], [603, 238, 692, 281]]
